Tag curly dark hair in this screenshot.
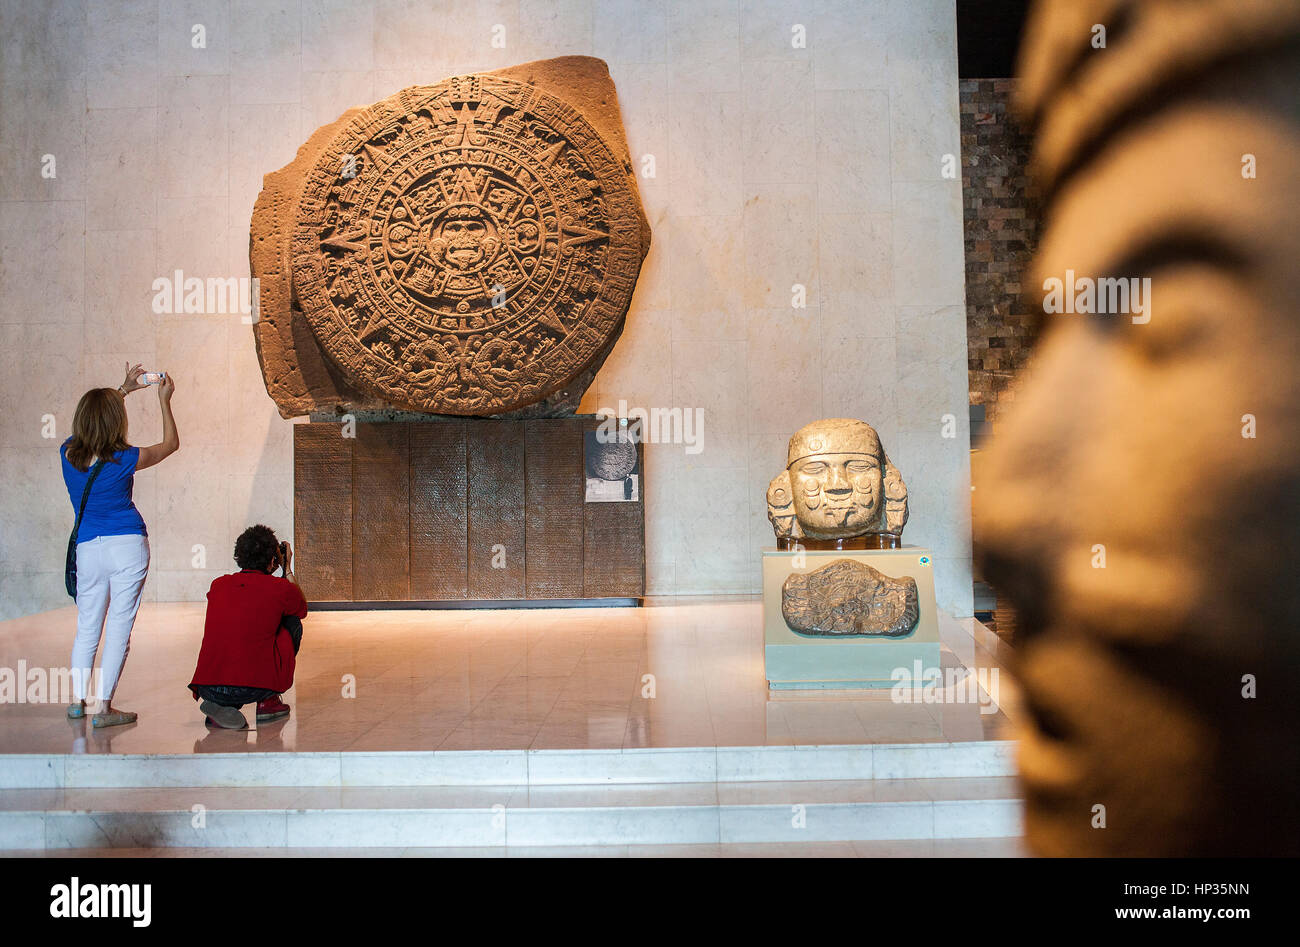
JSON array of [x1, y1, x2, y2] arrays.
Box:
[[233, 524, 280, 572]]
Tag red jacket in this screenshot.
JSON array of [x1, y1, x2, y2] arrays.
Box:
[[189, 571, 309, 695]]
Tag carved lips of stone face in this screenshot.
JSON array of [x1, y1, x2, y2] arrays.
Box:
[[790, 452, 883, 534]]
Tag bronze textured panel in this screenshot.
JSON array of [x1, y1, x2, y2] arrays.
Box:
[[293, 423, 354, 600], [410, 421, 468, 599], [352, 423, 410, 601], [524, 419, 585, 598], [466, 422, 525, 599], [582, 420, 646, 598]]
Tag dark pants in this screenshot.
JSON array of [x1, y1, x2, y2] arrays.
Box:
[[283, 615, 303, 654], [194, 617, 304, 708], [194, 684, 277, 708]]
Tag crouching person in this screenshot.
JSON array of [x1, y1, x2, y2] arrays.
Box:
[[188, 525, 308, 730]]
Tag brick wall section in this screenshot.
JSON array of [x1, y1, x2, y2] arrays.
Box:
[[961, 78, 1040, 423]]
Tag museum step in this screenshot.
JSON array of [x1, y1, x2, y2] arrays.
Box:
[[0, 777, 1022, 850], [0, 838, 1031, 858], [0, 743, 1021, 849], [0, 741, 1015, 790]]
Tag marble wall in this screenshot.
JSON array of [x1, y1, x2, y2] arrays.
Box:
[[0, 0, 971, 619]]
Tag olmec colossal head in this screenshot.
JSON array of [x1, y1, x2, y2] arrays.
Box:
[[768, 419, 908, 543]]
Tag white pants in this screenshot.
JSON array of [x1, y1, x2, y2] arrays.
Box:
[[70, 533, 150, 703]]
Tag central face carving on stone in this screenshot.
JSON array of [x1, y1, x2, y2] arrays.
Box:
[[427, 204, 501, 273], [769, 419, 908, 543], [288, 71, 648, 416]]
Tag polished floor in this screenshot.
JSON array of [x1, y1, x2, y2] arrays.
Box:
[[0, 598, 1014, 756]]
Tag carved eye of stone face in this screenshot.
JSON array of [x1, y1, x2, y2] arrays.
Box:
[[444, 219, 485, 237], [848, 460, 878, 492], [794, 462, 826, 490]]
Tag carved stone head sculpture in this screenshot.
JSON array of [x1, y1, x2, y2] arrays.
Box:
[[768, 419, 908, 545], [975, 0, 1300, 855]]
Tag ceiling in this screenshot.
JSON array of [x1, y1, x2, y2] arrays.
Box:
[[956, 0, 1032, 78]]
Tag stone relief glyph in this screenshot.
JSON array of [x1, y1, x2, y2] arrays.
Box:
[[782, 559, 920, 638]]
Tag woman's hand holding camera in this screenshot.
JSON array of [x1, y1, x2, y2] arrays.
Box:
[[116, 364, 175, 403], [119, 362, 145, 395]]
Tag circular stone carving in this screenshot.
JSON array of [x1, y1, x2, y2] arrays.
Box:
[[290, 75, 645, 415], [587, 438, 638, 481]]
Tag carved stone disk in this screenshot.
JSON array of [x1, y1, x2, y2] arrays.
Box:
[[290, 73, 646, 415], [587, 438, 638, 481]]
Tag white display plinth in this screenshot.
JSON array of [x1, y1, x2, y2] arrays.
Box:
[[763, 547, 941, 689]]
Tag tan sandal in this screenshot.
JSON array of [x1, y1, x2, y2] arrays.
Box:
[[92, 710, 138, 728]]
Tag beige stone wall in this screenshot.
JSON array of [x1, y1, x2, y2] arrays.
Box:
[[0, 0, 971, 619]]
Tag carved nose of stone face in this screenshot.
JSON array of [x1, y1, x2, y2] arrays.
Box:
[[824, 467, 851, 495]]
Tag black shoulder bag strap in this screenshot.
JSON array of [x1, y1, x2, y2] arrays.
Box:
[[65, 459, 107, 599]]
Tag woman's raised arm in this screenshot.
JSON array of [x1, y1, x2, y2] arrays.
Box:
[[137, 374, 179, 470]]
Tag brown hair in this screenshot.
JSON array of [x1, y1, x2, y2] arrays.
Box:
[[65, 388, 129, 472]]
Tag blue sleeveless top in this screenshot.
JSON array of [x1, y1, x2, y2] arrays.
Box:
[[60, 441, 147, 541]]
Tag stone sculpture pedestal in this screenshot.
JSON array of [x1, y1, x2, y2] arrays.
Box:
[[762, 547, 940, 689]]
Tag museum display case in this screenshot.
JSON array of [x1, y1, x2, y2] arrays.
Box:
[[761, 419, 938, 687]]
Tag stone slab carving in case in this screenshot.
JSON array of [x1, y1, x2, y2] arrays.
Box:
[[782, 559, 921, 638], [763, 548, 939, 689]]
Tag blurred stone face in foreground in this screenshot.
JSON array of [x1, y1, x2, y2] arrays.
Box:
[[250, 56, 650, 419], [975, 0, 1300, 855]]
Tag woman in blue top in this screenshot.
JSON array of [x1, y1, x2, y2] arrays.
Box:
[[61, 364, 179, 727]]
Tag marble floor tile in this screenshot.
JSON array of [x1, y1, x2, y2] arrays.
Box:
[[716, 779, 930, 806], [932, 837, 1030, 858], [626, 843, 722, 857], [719, 841, 859, 858], [514, 782, 719, 809]]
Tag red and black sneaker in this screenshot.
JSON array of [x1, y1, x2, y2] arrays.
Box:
[[256, 695, 290, 722]]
